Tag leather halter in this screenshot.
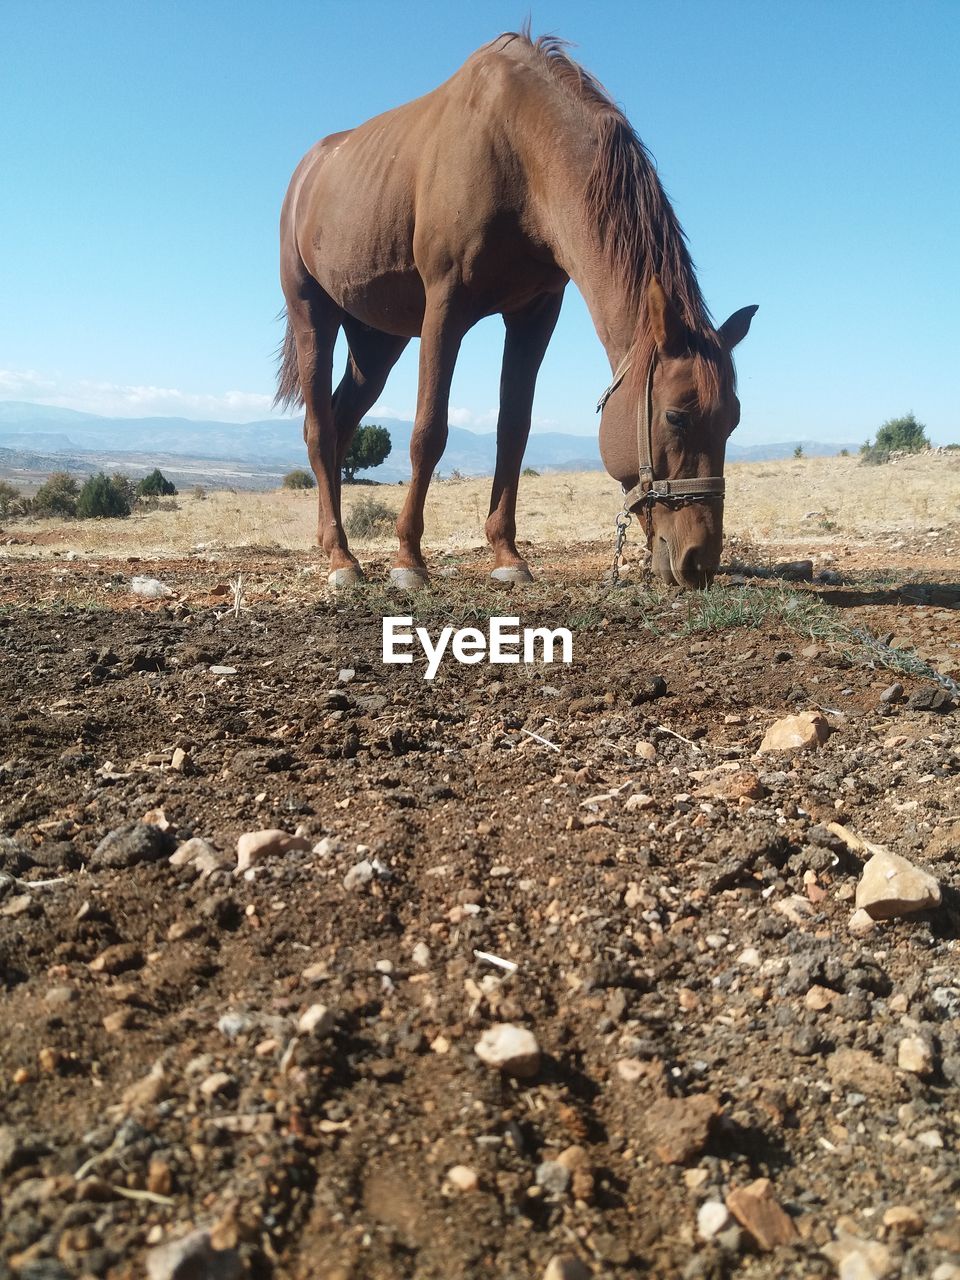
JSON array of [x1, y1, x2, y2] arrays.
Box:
[[596, 353, 725, 543]]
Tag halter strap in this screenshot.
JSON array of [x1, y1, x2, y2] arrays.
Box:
[[597, 354, 725, 533]]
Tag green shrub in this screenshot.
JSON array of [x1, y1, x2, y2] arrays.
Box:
[[345, 494, 396, 538], [793, 445, 804, 459], [875, 412, 928, 454], [522, 466, 540, 478], [32, 471, 80, 518], [137, 468, 177, 497], [283, 468, 315, 490], [76, 472, 131, 519], [0, 480, 22, 519], [111, 473, 138, 509], [343, 424, 391, 483], [861, 413, 929, 464]]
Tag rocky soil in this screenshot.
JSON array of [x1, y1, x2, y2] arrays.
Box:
[[1, 535, 958, 1280]]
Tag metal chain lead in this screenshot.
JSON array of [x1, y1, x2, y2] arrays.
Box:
[[610, 505, 632, 587]]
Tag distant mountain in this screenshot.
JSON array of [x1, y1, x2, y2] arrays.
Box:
[[0, 400, 860, 484]]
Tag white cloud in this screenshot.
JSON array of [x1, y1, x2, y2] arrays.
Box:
[[447, 406, 498, 429], [368, 401, 415, 422], [0, 370, 529, 432], [0, 368, 283, 422]]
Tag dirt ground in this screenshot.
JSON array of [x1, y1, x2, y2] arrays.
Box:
[[1, 524, 959, 1279]]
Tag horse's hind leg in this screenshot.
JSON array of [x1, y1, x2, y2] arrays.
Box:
[[485, 292, 563, 582], [284, 285, 359, 585], [393, 283, 471, 587], [333, 321, 409, 473]]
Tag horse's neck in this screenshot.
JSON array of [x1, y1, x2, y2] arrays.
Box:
[[515, 102, 641, 370]]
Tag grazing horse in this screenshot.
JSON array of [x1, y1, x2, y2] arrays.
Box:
[[275, 31, 757, 589]]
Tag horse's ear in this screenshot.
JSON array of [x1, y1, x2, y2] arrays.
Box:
[[718, 304, 758, 350], [647, 276, 686, 357]]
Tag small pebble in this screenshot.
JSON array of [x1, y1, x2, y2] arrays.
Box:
[[298, 1004, 335, 1037], [897, 1036, 933, 1076], [698, 1200, 731, 1240], [543, 1255, 592, 1280], [444, 1164, 479, 1193], [535, 1160, 571, 1197], [474, 1023, 541, 1078]]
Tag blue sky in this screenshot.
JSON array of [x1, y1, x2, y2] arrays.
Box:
[[1, 0, 958, 444]]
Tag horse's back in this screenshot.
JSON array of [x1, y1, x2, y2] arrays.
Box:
[[283, 38, 559, 331]]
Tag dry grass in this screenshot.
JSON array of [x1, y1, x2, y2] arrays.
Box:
[[4, 452, 959, 559]]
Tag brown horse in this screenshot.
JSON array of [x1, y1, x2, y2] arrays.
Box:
[[275, 31, 756, 589]]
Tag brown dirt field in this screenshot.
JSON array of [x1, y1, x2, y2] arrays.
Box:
[[1, 503, 959, 1279]]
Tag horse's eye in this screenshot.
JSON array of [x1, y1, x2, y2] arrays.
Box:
[[665, 409, 689, 429]]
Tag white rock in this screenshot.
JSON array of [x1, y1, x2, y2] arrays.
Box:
[[411, 942, 431, 968], [216, 1012, 250, 1040], [444, 1164, 479, 1193], [855, 848, 941, 919], [916, 1129, 943, 1150], [131, 576, 173, 600], [697, 1200, 731, 1240], [543, 1255, 592, 1280], [298, 1004, 334, 1037], [236, 829, 311, 872], [474, 1023, 541, 1079], [170, 838, 226, 878], [343, 859, 374, 890], [536, 1160, 571, 1196], [822, 1236, 892, 1280], [897, 1035, 933, 1076], [737, 947, 761, 968], [146, 1228, 242, 1280]]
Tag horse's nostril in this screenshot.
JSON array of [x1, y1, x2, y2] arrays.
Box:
[[677, 546, 713, 589]]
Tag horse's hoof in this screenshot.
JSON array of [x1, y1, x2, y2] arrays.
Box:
[[491, 564, 534, 585], [327, 567, 363, 590], [389, 567, 430, 591]]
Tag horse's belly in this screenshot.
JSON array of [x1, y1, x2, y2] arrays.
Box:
[[331, 269, 426, 337]]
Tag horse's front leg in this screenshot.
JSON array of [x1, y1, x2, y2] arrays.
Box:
[[485, 291, 564, 582], [392, 282, 471, 588]]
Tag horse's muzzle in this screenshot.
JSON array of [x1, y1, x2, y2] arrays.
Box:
[[652, 537, 718, 590]]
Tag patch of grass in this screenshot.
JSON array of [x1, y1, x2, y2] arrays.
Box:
[[679, 583, 840, 639], [345, 496, 397, 539]]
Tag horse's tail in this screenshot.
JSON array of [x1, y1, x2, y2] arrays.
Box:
[[273, 308, 303, 411]]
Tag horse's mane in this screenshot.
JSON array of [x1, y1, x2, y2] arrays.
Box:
[[496, 30, 729, 405]]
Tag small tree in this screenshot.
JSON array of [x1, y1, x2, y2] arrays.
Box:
[[874, 412, 928, 455], [342, 424, 391, 483], [137, 468, 177, 497], [76, 472, 131, 519], [32, 471, 80, 518], [793, 445, 804, 459], [111, 473, 137, 509], [283, 468, 315, 490], [0, 480, 22, 519]]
